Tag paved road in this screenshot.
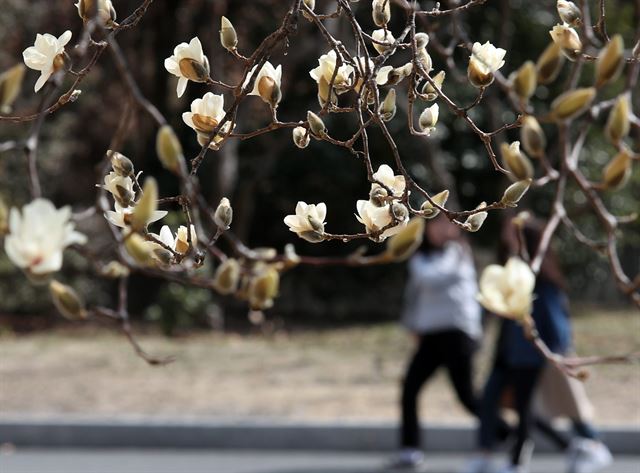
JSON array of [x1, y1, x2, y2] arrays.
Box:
[[0, 449, 638, 473]]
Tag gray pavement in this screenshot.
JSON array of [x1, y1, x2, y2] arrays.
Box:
[[0, 449, 639, 473]]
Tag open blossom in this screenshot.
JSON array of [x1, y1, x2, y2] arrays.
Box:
[[309, 50, 354, 93], [243, 61, 282, 107], [356, 200, 406, 239], [22, 31, 72, 93], [164, 37, 209, 98], [182, 92, 232, 149], [284, 202, 326, 243], [99, 172, 134, 205], [4, 198, 87, 277], [373, 165, 405, 197], [467, 41, 506, 88], [104, 203, 167, 229], [477, 257, 536, 319], [149, 224, 197, 255], [371, 29, 396, 54]]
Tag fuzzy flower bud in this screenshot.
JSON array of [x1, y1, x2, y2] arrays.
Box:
[[249, 266, 280, 310], [379, 88, 396, 122], [463, 203, 488, 232], [156, 125, 185, 175], [0, 64, 26, 113], [292, 126, 310, 149], [124, 232, 155, 266], [536, 42, 565, 84], [511, 61, 537, 102], [551, 87, 596, 121], [214, 197, 233, 231], [605, 94, 630, 144], [307, 111, 326, 137], [595, 35, 624, 88], [501, 142, 534, 181], [557, 1, 581, 26], [418, 103, 439, 135], [372, 0, 391, 27], [220, 16, 238, 51], [49, 280, 86, 320], [131, 177, 159, 231], [213, 258, 241, 295], [550, 24, 582, 61], [501, 179, 532, 207], [369, 184, 389, 207], [385, 217, 424, 262], [602, 148, 632, 190], [391, 202, 409, 222], [109, 151, 134, 177], [520, 116, 546, 157], [420, 190, 449, 219], [415, 33, 430, 50], [422, 70, 445, 101]]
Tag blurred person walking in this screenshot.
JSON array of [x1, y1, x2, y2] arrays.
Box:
[[390, 215, 483, 469], [464, 216, 612, 473]]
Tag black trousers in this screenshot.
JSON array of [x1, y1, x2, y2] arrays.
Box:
[[401, 329, 478, 448]]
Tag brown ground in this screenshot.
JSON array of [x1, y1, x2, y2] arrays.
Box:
[[0, 307, 638, 425]]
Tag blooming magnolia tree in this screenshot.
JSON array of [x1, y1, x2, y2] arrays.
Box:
[[0, 0, 638, 370]]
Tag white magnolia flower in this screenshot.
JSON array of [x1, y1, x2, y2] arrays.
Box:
[[469, 41, 506, 75], [477, 257, 536, 319], [4, 198, 87, 276], [549, 24, 582, 59], [243, 61, 282, 106], [309, 50, 355, 92], [147, 224, 196, 256], [100, 171, 134, 200], [182, 92, 232, 149], [284, 201, 327, 242], [356, 200, 406, 239], [418, 103, 439, 134], [372, 164, 405, 197], [104, 203, 167, 229], [22, 31, 72, 92], [164, 37, 209, 98], [371, 29, 396, 54]]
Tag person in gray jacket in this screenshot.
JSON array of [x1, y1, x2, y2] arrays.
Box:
[[391, 214, 483, 469]]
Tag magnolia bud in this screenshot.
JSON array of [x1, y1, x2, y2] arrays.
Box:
[[391, 202, 409, 222], [214, 197, 233, 230], [76, 0, 117, 26], [536, 42, 565, 84], [156, 125, 185, 175], [416, 48, 433, 73], [0, 197, 8, 235], [501, 142, 534, 181], [299, 230, 325, 243], [178, 56, 210, 83], [595, 35, 624, 88], [463, 203, 488, 232], [292, 126, 310, 149], [50, 280, 86, 320], [0, 64, 26, 113], [501, 179, 532, 207], [257, 75, 282, 108], [605, 94, 630, 144], [303, 0, 316, 10], [249, 266, 280, 310], [386, 217, 425, 262], [511, 61, 537, 102], [557, 0, 581, 26], [602, 148, 632, 190], [153, 247, 173, 265], [109, 151, 134, 176], [421, 70, 445, 101], [551, 87, 596, 121], [124, 232, 155, 265], [379, 88, 396, 122], [520, 116, 546, 157], [420, 190, 449, 219], [100, 261, 130, 278], [549, 24, 582, 61], [213, 258, 241, 295], [372, 29, 394, 54], [418, 104, 439, 134], [131, 177, 159, 231], [307, 111, 326, 137], [372, 0, 391, 27], [284, 244, 301, 267], [370, 184, 389, 207], [415, 33, 430, 50], [114, 184, 135, 208], [220, 16, 238, 51]]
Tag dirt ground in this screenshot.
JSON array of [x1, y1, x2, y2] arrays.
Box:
[[0, 307, 638, 425]]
